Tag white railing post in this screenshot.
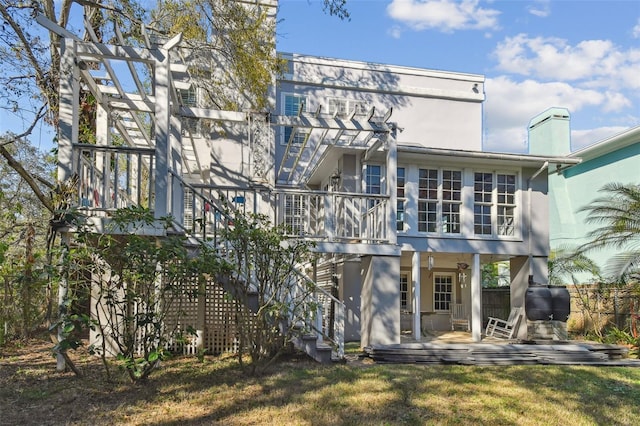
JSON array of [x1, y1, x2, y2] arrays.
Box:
[[335, 302, 345, 358], [325, 193, 335, 240], [316, 303, 323, 343]]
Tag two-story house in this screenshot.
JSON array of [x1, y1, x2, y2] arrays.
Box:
[[45, 6, 578, 361]]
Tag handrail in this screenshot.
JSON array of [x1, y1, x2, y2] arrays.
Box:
[[292, 267, 345, 358], [74, 142, 156, 154]]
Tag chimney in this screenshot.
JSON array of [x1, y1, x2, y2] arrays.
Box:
[[528, 107, 571, 156]]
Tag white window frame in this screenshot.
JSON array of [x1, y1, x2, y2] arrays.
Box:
[[473, 170, 520, 238], [397, 167, 406, 232], [281, 93, 309, 146], [418, 168, 462, 235], [326, 97, 368, 118], [433, 273, 454, 313], [400, 273, 409, 312], [364, 164, 384, 209], [179, 86, 201, 137]]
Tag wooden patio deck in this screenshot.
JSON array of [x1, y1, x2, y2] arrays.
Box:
[[363, 332, 640, 366]]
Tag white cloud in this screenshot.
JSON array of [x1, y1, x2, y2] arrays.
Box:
[[571, 127, 630, 151], [387, 26, 403, 39], [527, 0, 551, 18], [386, 0, 501, 33], [483, 76, 608, 152], [492, 34, 640, 96], [633, 18, 640, 38]]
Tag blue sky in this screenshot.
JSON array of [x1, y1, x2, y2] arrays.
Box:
[[276, 0, 640, 153]]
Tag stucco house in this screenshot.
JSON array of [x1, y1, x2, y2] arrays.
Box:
[[44, 6, 579, 362], [529, 108, 640, 280]]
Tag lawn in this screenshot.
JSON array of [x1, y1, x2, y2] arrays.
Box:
[[1, 338, 639, 425]]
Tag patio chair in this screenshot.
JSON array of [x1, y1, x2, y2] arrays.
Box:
[[485, 306, 523, 339], [450, 303, 470, 331]]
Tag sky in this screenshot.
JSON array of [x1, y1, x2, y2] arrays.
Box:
[[276, 0, 640, 153]]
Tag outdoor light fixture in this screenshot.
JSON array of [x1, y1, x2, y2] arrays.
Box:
[[457, 262, 469, 287]]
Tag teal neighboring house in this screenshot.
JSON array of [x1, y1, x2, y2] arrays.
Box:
[[528, 107, 640, 280]]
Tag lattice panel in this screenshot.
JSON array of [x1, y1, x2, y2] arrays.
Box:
[[203, 282, 239, 355]]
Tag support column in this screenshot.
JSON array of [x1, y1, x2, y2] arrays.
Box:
[[170, 114, 184, 224], [57, 38, 79, 182], [412, 251, 421, 340], [56, 234, 70, 371], [471, 253, 482, 342], [386, 130, 398, 245], [154, 47, 170, 218]]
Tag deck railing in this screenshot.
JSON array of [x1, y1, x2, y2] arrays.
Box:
[[74, 143, 156, 211], [273, 189, 390, 243]]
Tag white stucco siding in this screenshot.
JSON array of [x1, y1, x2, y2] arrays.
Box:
[[393, 97, 482, 150]]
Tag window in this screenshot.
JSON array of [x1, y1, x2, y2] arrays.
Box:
[[400, 273, 409, 312], [179, 87, 201, 137], [442, 170, 462, 233], [418, 168, 437, 232], [474, 172, 518, 236], [328, 98, 348, 117], [434, 274, 453, 312], [497, 174, 516, 236], [365, 165, 382, 209], [418, 168, 461, 234], [283, 194, 307, 235], [326, 97, 368, 118], [397, 167, 405, 231], [474, 172, 493, 235], [282, 94, 308, 145]]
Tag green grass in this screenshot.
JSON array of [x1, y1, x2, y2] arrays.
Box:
[[2, 340, 640, 425]]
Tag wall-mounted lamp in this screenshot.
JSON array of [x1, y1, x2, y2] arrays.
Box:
[[330, 170, 341, 190]]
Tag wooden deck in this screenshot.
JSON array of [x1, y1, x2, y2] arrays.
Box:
[[364, 332, 639, 366]]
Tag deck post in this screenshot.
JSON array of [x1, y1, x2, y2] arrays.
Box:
[[386, 129, 398, 245], [153, 47, 170, 218], [471, 253, 482, 342], [57, 38, 78, 183], [412, 250, 421, 340]]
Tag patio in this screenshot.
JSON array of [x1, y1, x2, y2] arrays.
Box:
[[362, 331, 640, 366]]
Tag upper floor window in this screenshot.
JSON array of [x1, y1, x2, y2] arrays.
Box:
[[326, 97, 368, 118], [365, 164, 383, 209], [179, 87, 201, 137], [282, 94, 308, 145], [397, 167, 405, 231], [418, 168, 461, 234], [497, 174, 517, 236], [474, 172, 518, 236]]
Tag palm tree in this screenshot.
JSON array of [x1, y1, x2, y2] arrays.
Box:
[[578, 182, 640, 281], [549, 248, 601, 286]]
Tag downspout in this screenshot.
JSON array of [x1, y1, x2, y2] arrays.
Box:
[[527, 161, 549, 280]]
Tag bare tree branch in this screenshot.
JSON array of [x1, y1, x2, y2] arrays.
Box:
[[0, 145, 54, 213]]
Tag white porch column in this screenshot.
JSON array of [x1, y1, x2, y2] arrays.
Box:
[[170, 114, 184, 224], [386, 130, 398, 245], [153, 47, 170, 218], [412, 251, 421, 340], [57, 38, 78, 182], [471, 253, 482, 342]]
